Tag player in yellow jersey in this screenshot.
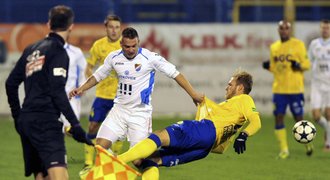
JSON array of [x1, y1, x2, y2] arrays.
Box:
[[116, 70, 261, 179], [262, 20, 311, 159], [80, 15, 123, 175]]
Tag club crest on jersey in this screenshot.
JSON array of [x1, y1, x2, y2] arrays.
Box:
[[135, 64, 142, 71], [26, 50, 45, 77]]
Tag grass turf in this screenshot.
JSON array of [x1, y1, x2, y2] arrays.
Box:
[[0, 115, 329, 180]]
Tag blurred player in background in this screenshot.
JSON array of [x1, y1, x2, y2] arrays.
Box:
[[59, 43, 86, 133], [5, 5, 92, 180], [308, 19, 330, 151], [262, 20, 311, 159], [117, 70, 261, 179], [69, 27, 204, 176], [80, 14, 123, 175]]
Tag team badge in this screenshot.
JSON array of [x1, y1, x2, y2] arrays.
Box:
[[135, 64, 142, 72]]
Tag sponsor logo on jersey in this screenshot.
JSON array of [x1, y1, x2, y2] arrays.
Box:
[[115, 62, 124, 65], [25, 50, 45, 77], [135, 64, 142, 71], [118, 70, 136, 80]]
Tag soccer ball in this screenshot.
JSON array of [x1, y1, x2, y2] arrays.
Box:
[[292, 120, 316, 144]]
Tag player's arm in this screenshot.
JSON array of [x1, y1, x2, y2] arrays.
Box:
[[5, 49, 28, 132], [70, 55, 113, 98], [77, 49, 87, 86], [85, 63, 94, 78], [174, 73, 204, 105], [297, 42, 311, 71], [242, 113, 262, 136], [85, 43, 98, 78], [307, 41, 315, 63], [151, 55, 204, 105], [233, 96, 261, 154], [49, 49, 93, 145]]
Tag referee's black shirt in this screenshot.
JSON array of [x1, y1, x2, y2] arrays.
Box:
[[6, 32, 79, 126]]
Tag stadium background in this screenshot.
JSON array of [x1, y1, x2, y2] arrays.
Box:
[[2, 0, 329, 116], [1, 1, 330, 180]]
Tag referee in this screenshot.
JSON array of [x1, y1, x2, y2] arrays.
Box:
[[6, 5, 92, 180]]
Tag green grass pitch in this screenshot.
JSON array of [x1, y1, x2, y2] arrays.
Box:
[[0, 115, 329, 180]]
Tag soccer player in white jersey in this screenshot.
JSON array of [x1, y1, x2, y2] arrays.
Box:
[[308, 19, 330, 151], [59, 43, 86, 132], [69, 27, 204, 166]]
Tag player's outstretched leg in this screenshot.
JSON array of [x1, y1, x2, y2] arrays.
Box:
[[275, 127, 289, 159], [305, 143, 314, 156]]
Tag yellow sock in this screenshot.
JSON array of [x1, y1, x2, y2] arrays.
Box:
[[111, 141, 124, 154], [275, 128, 288, 152], [118, 138, 157, 163], [84, 139, 96, 166], [142, 166, 159, 180]]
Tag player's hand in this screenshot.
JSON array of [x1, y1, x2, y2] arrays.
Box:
[[233, 132, 248, 154], [70, 124, 94, 146], [290, 60, 301, 71], [262, 60, 270, 70], [192, 92, 204, 106], [69, 88, 83, 100]]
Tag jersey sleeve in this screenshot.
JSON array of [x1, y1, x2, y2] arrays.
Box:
[[269, 44, 276, 73], [308, 40, 315, 62], [47, 48, 79, 125], [93, 53, 113, 82], [86, 42, 99, 66], [5, 48, 29, 119], [77, 48, 87, 86], [297, 41, 311, 71], [240, 96, 261, 136], [150, 54, 179, 78]]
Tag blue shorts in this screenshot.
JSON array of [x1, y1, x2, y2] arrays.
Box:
[[159, 119, 216, 167], [89, 97, 114, 123], [273, 93, 304, 116], [19, 112, 66, 177]]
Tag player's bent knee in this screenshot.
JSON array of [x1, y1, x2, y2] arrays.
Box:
[[96, 138, 112, 149]]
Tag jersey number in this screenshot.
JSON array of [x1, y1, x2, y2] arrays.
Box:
[[119, 83, 132, 95]]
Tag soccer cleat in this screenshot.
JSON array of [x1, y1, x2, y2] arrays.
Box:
[[305, 144, 314, 156], [79, 164, 93, 177], [277, 151, 289, 159]]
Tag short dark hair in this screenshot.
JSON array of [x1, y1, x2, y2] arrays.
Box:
[[233, 70, 253, 94], [321, 19, 329, 24], [122, 27, 139, 39], [48, 5, 74, 31], [104, 14, 121, 26]]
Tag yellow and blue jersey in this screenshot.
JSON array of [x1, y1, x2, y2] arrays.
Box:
[[196, 95, 261, 154], [269, 37, 310, 94], [87, 36, 121, 99]]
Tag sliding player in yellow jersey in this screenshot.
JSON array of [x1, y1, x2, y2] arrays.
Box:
[[80, 15, 123, 175], [262, 20, 311, 159], [117, 70, 261, 179]]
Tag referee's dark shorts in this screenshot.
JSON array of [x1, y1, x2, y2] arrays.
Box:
[[18, 112, 66, 177]]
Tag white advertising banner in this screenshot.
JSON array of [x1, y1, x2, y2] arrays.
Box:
[[0, 23, 318, 116]]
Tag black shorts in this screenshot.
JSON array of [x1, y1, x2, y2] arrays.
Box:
[[18, 112, 66, 177]]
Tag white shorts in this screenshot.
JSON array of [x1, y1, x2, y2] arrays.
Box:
[[59, 97, 81, 127], [97, 104, 152, 147], [311, 84, 330, 109]]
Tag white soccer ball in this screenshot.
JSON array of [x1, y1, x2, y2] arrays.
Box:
[[292, 120, 316, 144]]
